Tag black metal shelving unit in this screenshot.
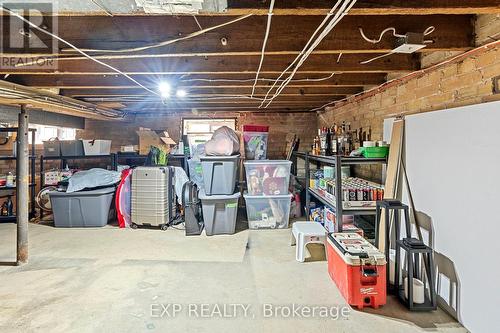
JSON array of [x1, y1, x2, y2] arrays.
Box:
[[114, 152, 189, 175], [0, 128, 37, 222], [293, 152, 387, 232]]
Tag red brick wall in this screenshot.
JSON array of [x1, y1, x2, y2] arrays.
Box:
[[77, 111, 318, 159], [318, 45, 500, 181]]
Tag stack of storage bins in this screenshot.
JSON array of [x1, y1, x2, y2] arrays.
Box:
[[243, 160, 292, 229], [199, 155, 241, 235]]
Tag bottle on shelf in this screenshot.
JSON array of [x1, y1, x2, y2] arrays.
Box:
[[6, 196, 13, 216], [345, 123, 353, 155], [330, 123, 338, 155], [1, 202, 8, 216], [6, 172, 14, 187]]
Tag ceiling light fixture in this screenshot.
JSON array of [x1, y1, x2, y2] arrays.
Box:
[[158, 82, 171, 98], [176, 89, 187, 98]]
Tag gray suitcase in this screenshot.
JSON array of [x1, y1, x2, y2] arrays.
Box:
[[131, 166, 176, 229]]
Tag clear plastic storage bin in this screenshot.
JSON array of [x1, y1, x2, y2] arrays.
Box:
[[199, 190, 240, 235], [82, 140, 111, 155], [244, 160, 292, 196], [243, 125, 269, 160], [244, 193, 292, 229], [200, 155, 239, 195]]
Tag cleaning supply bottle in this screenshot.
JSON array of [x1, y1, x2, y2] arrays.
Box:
[[6, 196, 13, 216], [1, 202, 7, 216], [6, 172, 14, 187]]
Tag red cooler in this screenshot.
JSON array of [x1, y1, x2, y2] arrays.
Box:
[[327, 233, 386, 309]]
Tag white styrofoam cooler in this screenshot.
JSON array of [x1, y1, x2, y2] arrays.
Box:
[[244, 192, 292, 229], [82, 140, 112, 156]]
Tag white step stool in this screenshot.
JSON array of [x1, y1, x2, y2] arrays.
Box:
[[291, 222, 327, 262]]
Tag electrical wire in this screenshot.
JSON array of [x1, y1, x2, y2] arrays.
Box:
[[261, 0, 356, 108], [359, 52, 394, 65], [1, 5, 160, 98], [358, 25, 436, 64], [359, 27, 405, 44], [89, 0, 113, 17], [260, 0, 357, 108], [61, 14, 253, 54], [251, 0, 275, 97], [311, 39, 500, 113], [179, 73, 336, 83], [193, 15, 203, 30], [257, 0, 343, 107]]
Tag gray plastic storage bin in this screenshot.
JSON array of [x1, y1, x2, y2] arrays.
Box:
[[49, 187, 115, 227], [199, 189, 240, 236], [43, 140, 61, 156], [244, 192, 292, 229], [61, 140, 84, 156], [200, 155, 239, 195]]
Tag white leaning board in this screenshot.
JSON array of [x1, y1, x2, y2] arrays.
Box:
[[383, 101, 500, 333]]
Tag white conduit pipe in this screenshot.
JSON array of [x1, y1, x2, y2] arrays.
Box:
[[261, 0, 357, 108], [258, 0, 343, 107], [251, 0, 275, 97], [1, 6, 161, 98], [262, 1, 353, 108], [259, 0, 354, 108], [264, 0, 357, 107], [180, 73, 336, 83]]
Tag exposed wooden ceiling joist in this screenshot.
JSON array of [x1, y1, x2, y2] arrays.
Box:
[[61, 87, 362, 97], [8, 73, 388, 88], [0, 15, 472, 55], [1, 53, 418, 75], [0, 1, 485, 116], [224, 0, 500, 15]]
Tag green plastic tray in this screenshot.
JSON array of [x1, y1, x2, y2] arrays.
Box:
[[362, 146, 389, 158]]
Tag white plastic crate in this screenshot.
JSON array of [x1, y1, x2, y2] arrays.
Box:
[[244, 160, 292, 196], [244, 193, 292, 229], [82, 140, 111, 156]]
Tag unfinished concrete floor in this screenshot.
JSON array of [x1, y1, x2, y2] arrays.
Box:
[[0, 222, 466, 333]]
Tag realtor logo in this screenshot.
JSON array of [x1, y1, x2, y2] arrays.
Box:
[[0, 1, 58, 70]]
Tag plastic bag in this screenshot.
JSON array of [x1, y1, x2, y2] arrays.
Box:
[[204, 126, 240, 156], [66, 168, 121, 193]]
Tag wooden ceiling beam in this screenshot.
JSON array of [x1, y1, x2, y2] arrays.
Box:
[[224, 0, 500, 15], [0, 15, 472, 54], [8, 73, 387, 88], [61, 87, 362, 97], [1, 53, 418, 75]]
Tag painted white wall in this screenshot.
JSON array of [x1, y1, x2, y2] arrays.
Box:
[[383, 101, 500, 333]]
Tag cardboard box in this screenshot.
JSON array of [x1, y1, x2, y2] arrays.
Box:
[[324, 206, 354, 232], [121, 145, 139, 153], [136, 128, 176, 155]]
